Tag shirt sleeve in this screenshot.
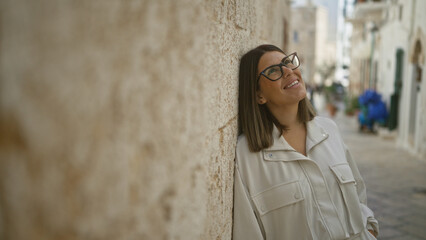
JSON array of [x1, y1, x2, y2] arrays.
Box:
[[345, 145, 379, 237], [233, 164, 265, 240]]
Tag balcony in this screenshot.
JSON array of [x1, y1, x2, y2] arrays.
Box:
[[347, 0, 389, 25]]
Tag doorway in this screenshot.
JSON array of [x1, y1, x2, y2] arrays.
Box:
[[389, 49, 404, 130], [408, 40, 422, 145]]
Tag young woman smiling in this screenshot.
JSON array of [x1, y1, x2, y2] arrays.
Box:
[[233, 44, 378, 240]]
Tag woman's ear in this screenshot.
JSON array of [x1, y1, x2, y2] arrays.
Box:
[[256, 91, 267, 105]]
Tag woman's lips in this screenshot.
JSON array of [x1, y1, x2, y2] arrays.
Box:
[[284, 80, 300, 89]]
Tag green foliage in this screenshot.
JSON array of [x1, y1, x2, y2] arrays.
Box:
[[324, 85, 336, 103], [344, 95, 360, 115], [324, 82, 345, 104]]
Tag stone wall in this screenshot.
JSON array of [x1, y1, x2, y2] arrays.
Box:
[[0, 1, 290, 239]]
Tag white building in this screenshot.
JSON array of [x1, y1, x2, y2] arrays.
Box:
[[347, 1, 388, 95], [347, 0, 426, 159], [396, 0, 426, 158], [335, 0, 355, 88]]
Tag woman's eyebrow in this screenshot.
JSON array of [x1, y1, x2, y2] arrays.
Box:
[[281, 55, 289, 62]]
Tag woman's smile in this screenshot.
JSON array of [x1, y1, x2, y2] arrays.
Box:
[[283, 78, 300, 89]]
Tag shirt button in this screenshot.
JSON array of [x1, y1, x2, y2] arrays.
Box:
[[341, 175, 346, 181], [269, 153, 273, 157], [322, 133, 327, 137], [294, 192, 300, 199]]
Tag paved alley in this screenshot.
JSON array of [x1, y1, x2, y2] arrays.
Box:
[[331, 112, 426, 240]]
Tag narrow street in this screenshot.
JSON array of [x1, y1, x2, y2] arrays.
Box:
[[330, 112, 426, 240]]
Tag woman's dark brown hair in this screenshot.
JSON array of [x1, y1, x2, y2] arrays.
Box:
[[238, 44, 316, 152]]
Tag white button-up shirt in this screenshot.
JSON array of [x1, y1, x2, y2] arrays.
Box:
[[233, 117, 378, 240]]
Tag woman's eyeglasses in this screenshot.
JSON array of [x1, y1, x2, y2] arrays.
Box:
[[257, 52, 300, 81]]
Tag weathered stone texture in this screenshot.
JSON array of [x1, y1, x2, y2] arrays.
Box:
[[0, 1, 289, 239]]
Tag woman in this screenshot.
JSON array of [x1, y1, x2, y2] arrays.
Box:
[[233, 44, 378, 240]]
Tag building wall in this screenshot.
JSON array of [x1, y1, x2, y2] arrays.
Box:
[[315, 6, 328, 65], [290, 4, 335, 88], [315, 6, 336, 85], [398, 0, 426, 158], [290, 6, 317, 84], [348, 21, 365, 96], [347, 1, 388, 96], [0, 1, 291, 239], [414, 0, 426, 159], [377, 0, 412, 107]]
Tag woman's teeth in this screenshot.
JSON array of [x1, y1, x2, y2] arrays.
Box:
[[285, 80, 299, 89]]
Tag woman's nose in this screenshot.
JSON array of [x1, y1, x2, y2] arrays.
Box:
[[281, 65, 294, 77]]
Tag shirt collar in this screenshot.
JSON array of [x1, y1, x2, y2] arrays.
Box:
[[306, 117, 329, 152], [262, 117, 329, 161]]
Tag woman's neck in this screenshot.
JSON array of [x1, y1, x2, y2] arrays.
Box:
[[267, 103, 300, 129]]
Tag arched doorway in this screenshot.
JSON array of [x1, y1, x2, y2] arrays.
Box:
[[408, 40, 423, 145]]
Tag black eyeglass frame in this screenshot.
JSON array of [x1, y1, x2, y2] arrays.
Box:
[[257, 52, 300, 82]]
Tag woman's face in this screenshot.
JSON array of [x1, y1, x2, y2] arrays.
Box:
[[256, 51, 306, 108]]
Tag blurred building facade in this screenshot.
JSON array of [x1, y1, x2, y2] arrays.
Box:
[[289, 2, 336, 86], [347, 0, 387, 95], [0, 1, 293, 239], [347, 0, 426, 158], [335, 0, 355, 87]]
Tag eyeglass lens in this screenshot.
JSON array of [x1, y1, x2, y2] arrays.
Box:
[[264, 54, 299, 80]]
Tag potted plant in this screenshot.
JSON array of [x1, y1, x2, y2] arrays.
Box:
[[344, 95, 360, 116]]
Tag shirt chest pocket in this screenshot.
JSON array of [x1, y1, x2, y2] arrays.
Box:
[[330, 163, 357, 185], [330, 163, 364, 234], [251, 180, 304, 216]]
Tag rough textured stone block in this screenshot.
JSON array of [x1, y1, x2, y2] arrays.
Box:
[[0, 0, 290, 239]]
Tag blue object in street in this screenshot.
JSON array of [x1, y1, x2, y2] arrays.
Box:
[[358, 89, 388, 131]]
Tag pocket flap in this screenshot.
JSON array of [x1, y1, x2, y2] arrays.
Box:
[[252, 180, 304, 216], [330, 163, 356, 184]]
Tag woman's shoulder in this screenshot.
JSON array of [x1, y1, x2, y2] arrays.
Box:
[[235, 134, 261, 160], [312, 116, 339, 131], [236, 134, 250, 153], [311, 116, 346, 144]]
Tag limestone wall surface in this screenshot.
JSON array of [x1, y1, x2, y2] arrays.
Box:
[[0, 1, 290, 239]]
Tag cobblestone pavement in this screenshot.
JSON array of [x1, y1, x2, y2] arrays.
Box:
[[330, 112, 426, 240]]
